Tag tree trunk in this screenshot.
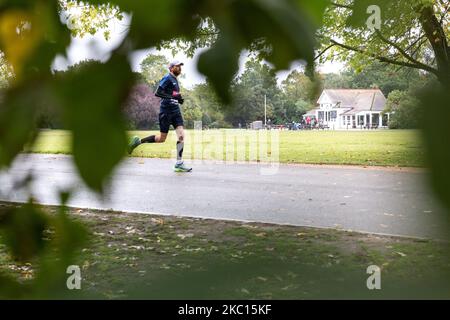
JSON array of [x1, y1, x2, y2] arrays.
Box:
[[419, 5, 450, 85]]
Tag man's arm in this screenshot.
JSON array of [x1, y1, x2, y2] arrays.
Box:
[[154, 86, 174, 100], [155, 86, 184, 104]]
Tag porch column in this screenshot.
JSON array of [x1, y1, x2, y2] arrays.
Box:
[[369, 112, 372, 129], [363, 113, 367, 128]]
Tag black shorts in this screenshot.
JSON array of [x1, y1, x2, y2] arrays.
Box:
[[159, 110, 184, 134]]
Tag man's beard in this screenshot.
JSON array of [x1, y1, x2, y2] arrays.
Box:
[[173, 69, 181, 76]]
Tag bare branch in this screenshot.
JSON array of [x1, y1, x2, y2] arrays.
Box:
[[330, 2, 353, 9], [329, 39, 439, 75], [314, 44, 335, 61], [374, 30, 433, 72]]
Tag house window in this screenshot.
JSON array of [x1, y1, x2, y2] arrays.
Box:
[[318, 111, 324, 120], [330, 111, 337, 120]]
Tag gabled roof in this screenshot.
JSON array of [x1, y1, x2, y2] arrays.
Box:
[[318, 89, 386, 114], [304, 107, 319, 116]]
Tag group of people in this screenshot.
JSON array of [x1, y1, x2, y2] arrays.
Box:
[[289, 117, 325, 130]]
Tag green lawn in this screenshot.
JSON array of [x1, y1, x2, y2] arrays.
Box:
[[1, 203, 449, 299], [25, 129, 425, 167]]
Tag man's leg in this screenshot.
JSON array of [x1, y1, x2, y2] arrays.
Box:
[[175, 125, 185, 164], [174, 125, 192, 172], [141, 132, 168, 143], [128, 132, 167, 154], [128, 112, 169, 154], [141, 111, 170, 144]]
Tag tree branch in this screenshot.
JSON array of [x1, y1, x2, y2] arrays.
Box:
[[329, 39, 439, 75], [314, 44, 335, 61], [374, 30, 433, 72], [330, 2, 353, 9], [404, 34, 427, 52]]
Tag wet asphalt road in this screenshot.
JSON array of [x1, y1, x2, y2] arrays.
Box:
[[0, 154, 448, 239]]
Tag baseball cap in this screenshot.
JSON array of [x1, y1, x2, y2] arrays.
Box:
[[168, 60, 184, 69]]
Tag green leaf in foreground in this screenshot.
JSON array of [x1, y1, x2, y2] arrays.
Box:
[[54, 54, 133, 193], [0, 200, 50, 262], [0, 83, 40, 167], [421, 84, 450, 210]]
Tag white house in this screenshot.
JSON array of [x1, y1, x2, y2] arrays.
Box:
[[304, 89, 390, 129]]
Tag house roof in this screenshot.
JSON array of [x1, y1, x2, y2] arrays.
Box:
[[303, 107, 319, 116], [318, 89, 386, 114]]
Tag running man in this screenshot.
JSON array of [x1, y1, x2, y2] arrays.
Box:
[[127, 60, 192, 172]]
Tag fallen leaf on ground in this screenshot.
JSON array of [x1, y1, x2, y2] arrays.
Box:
[[257, 277, 268, 282], [177, 233, 194, 240]]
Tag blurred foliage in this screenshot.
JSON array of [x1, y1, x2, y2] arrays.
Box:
[[0, 0, 448, 298], [53, 56, 133, 192], [421, 84, 450, 210], [0, 196, 87, 299], [0, 201, 49, 263], [0, 52, 13, 89]]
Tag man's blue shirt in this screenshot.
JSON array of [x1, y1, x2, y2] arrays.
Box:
[[158, 73, 181, 113]]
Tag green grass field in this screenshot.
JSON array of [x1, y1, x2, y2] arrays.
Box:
[[25, 129, 425, 167]]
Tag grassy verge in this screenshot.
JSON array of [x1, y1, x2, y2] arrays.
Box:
[[1, 202, 449, 299], [24, 129, 425, 167]]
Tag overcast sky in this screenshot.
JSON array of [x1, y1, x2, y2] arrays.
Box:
[[52, 15, 344, 88]]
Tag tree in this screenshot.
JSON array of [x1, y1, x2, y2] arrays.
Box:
[[123, 83, 159, 130], [287, 98, 312, 121], [189, 82, 228, 127], [322, 62, 426, 96], [317, 0, 449, 85], [322, 72, 352, 89], [384, 90, 422, 129], [180, 95, 203, 129], [228, 58, 282, 125], [281, 70, 322, 104], [140, 54, 169, 89], [280, 70, 321, 122]]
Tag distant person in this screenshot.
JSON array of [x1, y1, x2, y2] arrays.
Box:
[[128, 60, 192, 172]]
